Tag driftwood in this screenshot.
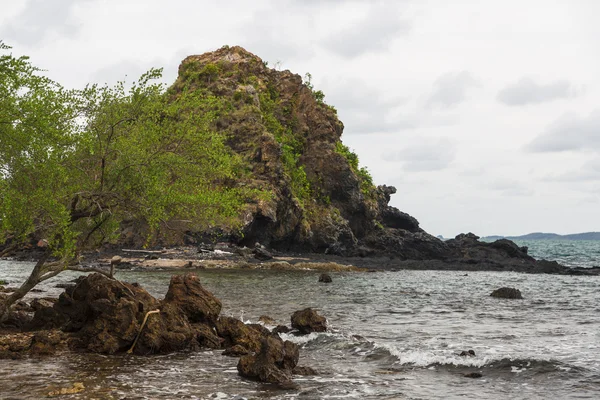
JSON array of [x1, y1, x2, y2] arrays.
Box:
[[122, 249, 165, 254]]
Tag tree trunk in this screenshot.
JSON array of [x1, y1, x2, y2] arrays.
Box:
[[0, 252, 49, 323]]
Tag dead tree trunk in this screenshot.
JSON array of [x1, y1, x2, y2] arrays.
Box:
[[0, 253, 112, 323]]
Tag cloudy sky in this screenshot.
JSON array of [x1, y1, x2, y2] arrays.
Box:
[[2, 0, 599, 237]]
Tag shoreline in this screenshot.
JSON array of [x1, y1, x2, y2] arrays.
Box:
[[3, 244, 600, 275]]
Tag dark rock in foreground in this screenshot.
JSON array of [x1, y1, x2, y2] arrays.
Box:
[[4, 272, 320, 385], [490, 287, 523, 299], [237, 335, 299, 384], [291, 308, 327, 334]]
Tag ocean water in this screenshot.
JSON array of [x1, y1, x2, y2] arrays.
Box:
[[1, 240, 599, 399], [512, 239, 600, 268]]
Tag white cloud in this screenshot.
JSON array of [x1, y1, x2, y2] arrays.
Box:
[[526, 110, 600, 153], [497, 77, 578, 106], [426, 71, 481, 108], [382, 138, 457, 172]]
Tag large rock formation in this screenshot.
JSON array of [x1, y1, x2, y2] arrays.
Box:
[[56, 45, 575, 273], [163, 45, 449, 258]]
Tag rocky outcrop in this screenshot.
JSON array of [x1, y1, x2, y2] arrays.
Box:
[[7, 273, 318, 385], [160, 46, 447, 258], [490, 287, 523, 299], [291, 308, 327, 334]]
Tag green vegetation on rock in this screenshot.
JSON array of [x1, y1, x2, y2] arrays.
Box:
[[335, 142, 375, 197]]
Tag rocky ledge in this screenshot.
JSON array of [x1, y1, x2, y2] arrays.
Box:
[[0, 273, 324, 386]]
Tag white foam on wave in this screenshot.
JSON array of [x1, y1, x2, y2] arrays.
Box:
[[278, 331, 336, 345], [372, 342, 538, 368]]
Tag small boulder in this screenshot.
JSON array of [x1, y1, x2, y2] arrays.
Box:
[[490, 287, 523, 299], [464, 372, 483, 378], [110, 256, 122, 265], [163, 274, 222, 324], [291, 308, 327, 334], [318, 273, 332, 283], [459, 350, 476, 357], [253, 247, 273, 261], [272, 325, 291, 334], [215, 316, 264, 353], [258, 315, 276, 325], [237, 335, 299, 384], [293, 365, 318, 376], [223, 344, 250, 357]]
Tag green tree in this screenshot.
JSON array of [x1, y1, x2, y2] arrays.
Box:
[[0, 43, 256, 321]]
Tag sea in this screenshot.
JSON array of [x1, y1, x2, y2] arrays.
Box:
[[1, 240, 599, 400]]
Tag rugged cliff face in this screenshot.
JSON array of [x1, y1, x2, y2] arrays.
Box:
[[169, 45, 436, 257]]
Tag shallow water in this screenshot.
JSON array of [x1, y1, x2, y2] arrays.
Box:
[[2, 259, 600, 399]]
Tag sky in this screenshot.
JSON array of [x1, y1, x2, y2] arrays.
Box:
[[1, 0, 599, 237]]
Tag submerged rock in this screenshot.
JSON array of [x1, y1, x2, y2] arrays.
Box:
[[272, 325, 291, 334], [293, 365, 318, 376], [318, 273, 332, 283], [490, 287, 523, 299], [291, 308, 327, 334], [258, 315, 276, 325]]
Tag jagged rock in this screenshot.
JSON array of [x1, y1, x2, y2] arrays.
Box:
[[293, 365, 318, 376], [291, 308, 327, 334], [30, 298, 56, 312], [237, 335, 299, 384], [163, 274, 222, 324], [29, 330, 68, 356], [223, 344, 250, 357], [272, 325, 291, 334], [234, 246, 253, 258], [258, 315, 276, 325], [215, 316, 264, 353], [253, 247, 273, 261], [490, 287, 523, 299], [1, 310, 32, 330], [318, 273, 332, 283], [460, 350, 476, 357]]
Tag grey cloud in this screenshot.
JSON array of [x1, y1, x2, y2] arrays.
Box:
[[322, 5, 410, 58], [426, 71, 480, 108], [526, 110, 600, 153], [322, 78, 414, 134], [487, 179, 535, 197], [497, 77, 577, 106], [90, 48, 192, 87], [1, 0, 90, 46], [382, 138, 456, 172], [542, 157, 600, 182], [235, 7, 314, 63]]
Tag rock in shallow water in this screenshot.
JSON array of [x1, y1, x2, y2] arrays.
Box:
[[291, 308, 327, 334], [237, 335, 299, 384], [490, 287, 523, 299]]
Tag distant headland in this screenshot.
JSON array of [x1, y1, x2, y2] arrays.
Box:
[[481, 232, 600, 241]]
